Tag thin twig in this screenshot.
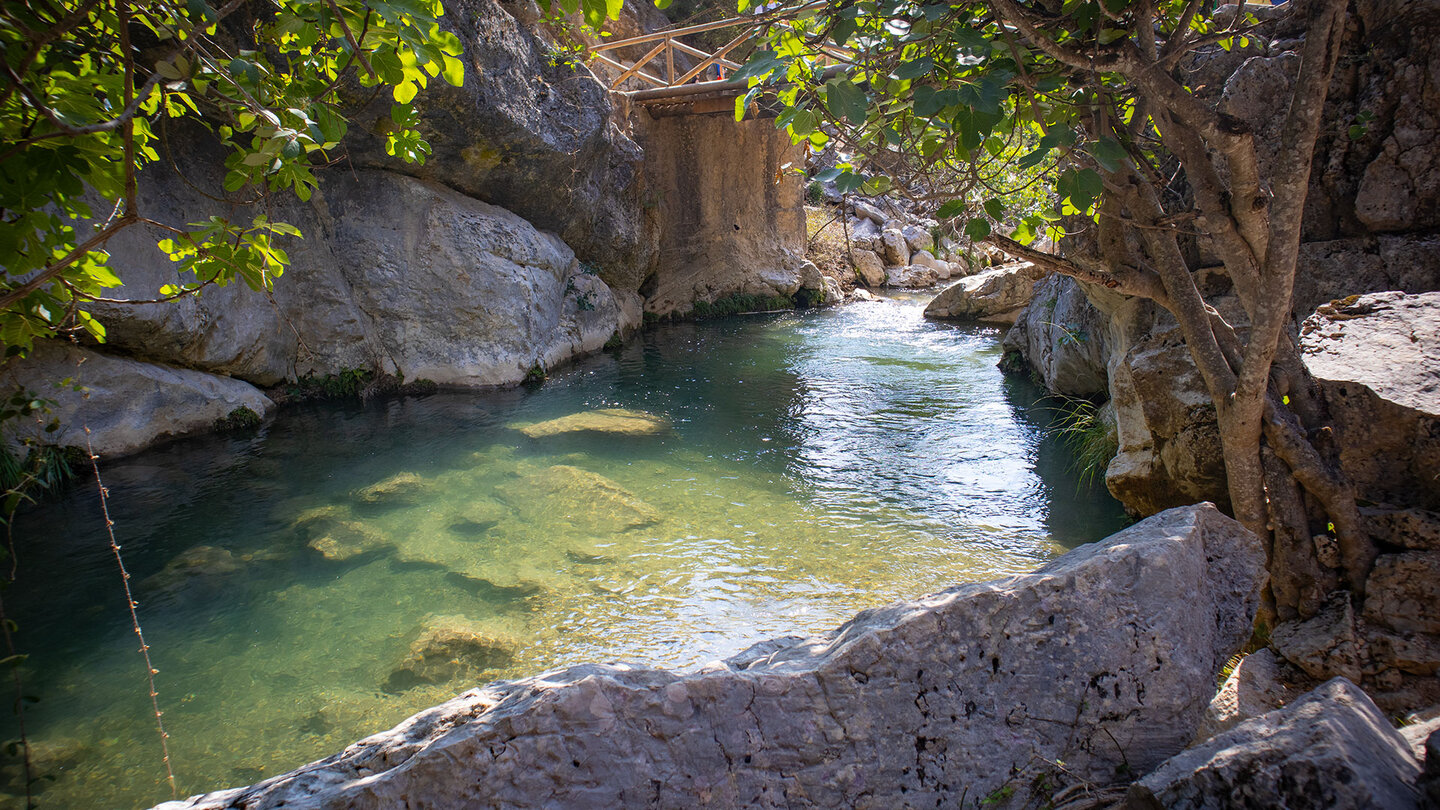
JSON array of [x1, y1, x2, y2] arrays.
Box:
[[82, 429, 176, 797]]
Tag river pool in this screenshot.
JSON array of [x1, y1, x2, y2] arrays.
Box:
[[2, 294, 1127, 808]]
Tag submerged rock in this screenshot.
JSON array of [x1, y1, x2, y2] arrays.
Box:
[[306, 521, 391, 562], [497, 464, 660, 534], [294, 506, 394, 561], [155, 504, 1265, 810], [141, 545, 245, 600], [354, 472, 428, 506], [384, 615, 519, 693], [515, 408, 669, 439], [1132, 678, 1423, 809]]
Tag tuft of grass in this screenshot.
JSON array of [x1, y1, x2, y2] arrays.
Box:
[[0, 444, 83, 507], [1048, 397, 1118, 488]]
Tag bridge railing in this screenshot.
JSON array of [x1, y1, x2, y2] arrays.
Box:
[[586, 9, 854, 100]]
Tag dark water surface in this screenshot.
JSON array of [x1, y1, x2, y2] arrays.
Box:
[[2, 294, 1127, 808]]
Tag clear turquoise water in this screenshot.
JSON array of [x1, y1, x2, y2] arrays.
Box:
[[1, 294, 1127, 808]]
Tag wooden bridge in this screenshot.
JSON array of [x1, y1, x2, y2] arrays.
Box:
[[585, 7, 851, 111]]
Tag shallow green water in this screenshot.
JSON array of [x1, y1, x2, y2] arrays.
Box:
[[2, 294, 1127, 808]]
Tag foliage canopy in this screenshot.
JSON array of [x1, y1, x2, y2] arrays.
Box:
[[0, 0, 465, 356]]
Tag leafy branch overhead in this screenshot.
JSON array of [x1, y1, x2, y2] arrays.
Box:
[[0, 0, 465, 356]]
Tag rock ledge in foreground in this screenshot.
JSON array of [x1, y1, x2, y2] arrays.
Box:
[[156, 503, 1263, 810]]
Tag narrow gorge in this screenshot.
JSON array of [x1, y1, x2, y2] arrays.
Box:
[[1, 0, 1437, 807]]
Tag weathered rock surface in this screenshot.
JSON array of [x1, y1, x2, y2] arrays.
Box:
[[909, 249, 950, 279], [1289, 291, 1440, 707], [1131, 678, 1424, 810], [849, 248, 887, 287], [1001, 274, 1111, 397], [93, 170, 639, 389], [883, 264, 939, 288], [1194, 649, 1293, 743], [1401, 710, 1440, 761], [1104, 306, 1233, 517], [2, 341, 275, 458], [635, 114, 807, 316], [155, 503, 1265, 810], [515, 408, 669, 438], [340, 0, 651, 284], [923, 262, 1044, 324], [879, 228, 910, 267], [1422, 727, 1440, 809], [1271, 592, 1366, 683]]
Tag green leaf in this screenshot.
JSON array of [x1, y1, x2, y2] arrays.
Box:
[[936, 199, 966, 219], [824, 77, 868, 125], [393, 80, 418, 104], [733, 50, 782, 82], [1091, 138, 1127, 172], [964, 218, 991, 241], [893, 57, 934, 80], [983, 198, 1004, 220], [441, 55, 465, 87]]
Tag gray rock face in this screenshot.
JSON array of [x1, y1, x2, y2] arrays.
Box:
[[1105, 310, 1232, 516], [1131, 678, 1424, 810], [883, 264, 939, 288], [1002, 274, 1111, 397], [910, 249, 950, 279], [3, 342, 275, 458], [923, 262, 1044, 324], [155, 504, 1264, 810], [879, 228, 910, 267], [1302, 291, 1440, 418], [93, 170, 640, 389], [634, 115, 807, 315], [1292, 291, 1440, 710], [849, 248, 887, 287], [340, 0, 651, 284], [1194, 649, 1293, 743]]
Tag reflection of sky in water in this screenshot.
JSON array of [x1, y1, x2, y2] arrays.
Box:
[[5, 295, 1127, 809]]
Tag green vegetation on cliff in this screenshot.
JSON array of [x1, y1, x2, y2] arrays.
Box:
[[0, 1, 465, 356]]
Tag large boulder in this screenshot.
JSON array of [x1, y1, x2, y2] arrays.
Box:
[[923, 262, 1045, 324], [849, 248, 887, 287], [155, 504, 1265, 810], [1130, 678, 1424, 809], [91, 170, 640, 389], [1001, 274, 1111, 397], [2, 341, 275, 457]]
